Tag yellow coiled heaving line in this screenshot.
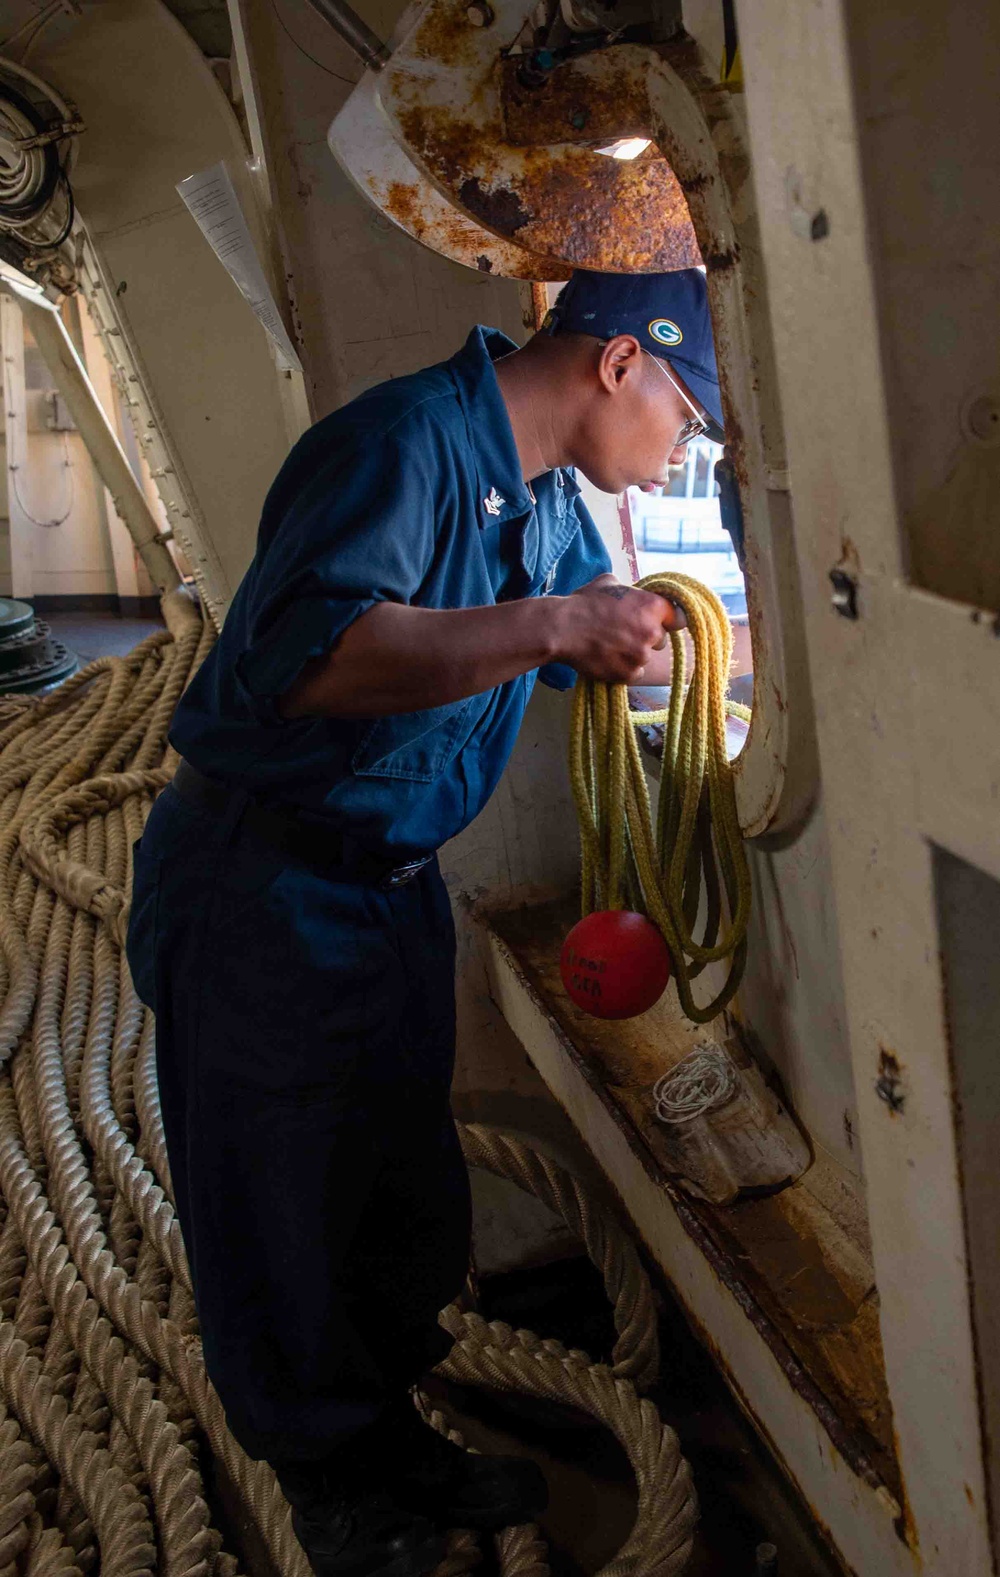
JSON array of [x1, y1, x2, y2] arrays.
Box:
[[570, 571, 752, 1025]]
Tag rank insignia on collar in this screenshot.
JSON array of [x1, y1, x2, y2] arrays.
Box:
[[483, 487, 505, 516]]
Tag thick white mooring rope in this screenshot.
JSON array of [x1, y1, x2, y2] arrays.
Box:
[[0, 591, 696, 1577]]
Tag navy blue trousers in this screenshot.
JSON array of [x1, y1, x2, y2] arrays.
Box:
[[126, 784, 471, 1466]]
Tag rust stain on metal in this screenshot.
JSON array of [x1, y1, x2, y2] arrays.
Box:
[[703, 247, 740, 271], [530, 281, 548, 333], [458, 175, 532, 233], [375, 178, 566, 280], [890, 1424, 921, 1552], [405, 0, 484, 72], [382, 177, 457, 243], [394, 97, 700, 273], [875, 1048, 905, 1116], [500, 53, 651, 147], [718, 400, 749, 493]]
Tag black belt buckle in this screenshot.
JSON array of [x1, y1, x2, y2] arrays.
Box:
[[379, 856, 431, 890]]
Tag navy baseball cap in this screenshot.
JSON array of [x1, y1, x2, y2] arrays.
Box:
[[544, 268, 723, 439]]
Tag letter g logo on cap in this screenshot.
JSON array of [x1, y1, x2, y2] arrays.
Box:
[[648, 318, 683, 346]]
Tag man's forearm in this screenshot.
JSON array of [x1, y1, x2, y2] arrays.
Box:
[[279, 576, 681, 720], [279, 599, 563, 720]]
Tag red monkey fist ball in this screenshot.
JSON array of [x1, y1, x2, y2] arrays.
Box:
[[560, 910, 672, 1020]]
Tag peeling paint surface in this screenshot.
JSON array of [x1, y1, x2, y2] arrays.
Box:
[[376, 0, 700, 271], [330, 69, 569, 278]]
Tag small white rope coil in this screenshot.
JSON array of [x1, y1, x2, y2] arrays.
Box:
[[652, 1043, 739, 1126]]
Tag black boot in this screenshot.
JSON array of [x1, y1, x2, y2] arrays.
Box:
[[276, 1457, 448, 1577], [378, 1398, 548, 1532]]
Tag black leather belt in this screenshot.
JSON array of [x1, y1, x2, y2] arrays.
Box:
[[171, 760, 433, 890]]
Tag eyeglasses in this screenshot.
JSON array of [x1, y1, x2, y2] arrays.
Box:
[[642, 350, 709, 446]]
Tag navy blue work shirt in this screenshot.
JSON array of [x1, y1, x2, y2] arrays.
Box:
[[170, 326, 613, 858]]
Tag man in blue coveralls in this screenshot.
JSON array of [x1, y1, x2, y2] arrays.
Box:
[[127, 269, 724, 1577]]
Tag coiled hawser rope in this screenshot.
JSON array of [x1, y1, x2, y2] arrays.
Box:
[[0, 590, 696, 1577], [570, 571, 752, 1024]]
